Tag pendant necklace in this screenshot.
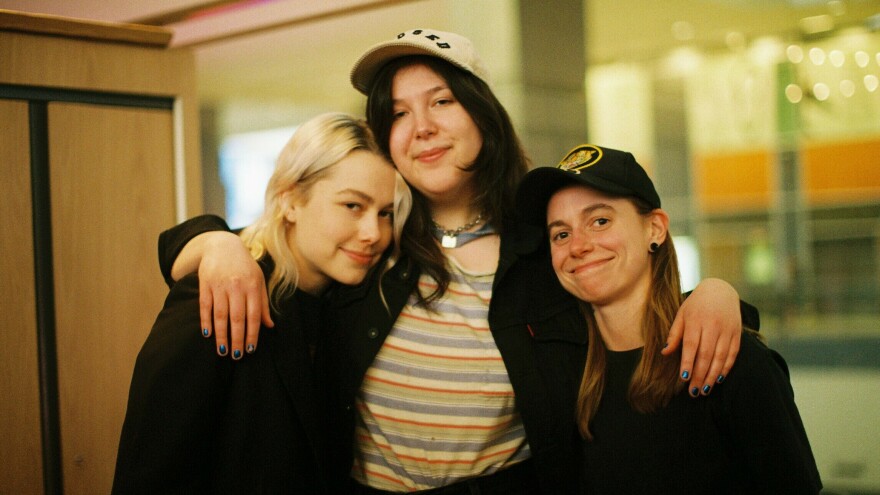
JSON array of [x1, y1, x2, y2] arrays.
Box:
[[431, 213, 496, 248]]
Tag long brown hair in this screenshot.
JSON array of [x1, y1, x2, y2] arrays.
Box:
[[365, 55, 530, 306], [576, 199, 685, 440]]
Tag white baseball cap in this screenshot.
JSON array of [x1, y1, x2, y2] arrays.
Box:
[[350, 28, 490, 94]]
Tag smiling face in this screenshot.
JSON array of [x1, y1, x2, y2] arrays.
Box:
[[387, 63, 484, 205], [285, 150, 395, 293], [547, 184, 667, 308]]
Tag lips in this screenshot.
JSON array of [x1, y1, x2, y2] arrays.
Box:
[[415, 146, 448, 162], [341, 248, 377, 266], [570, 257, 611, 275]]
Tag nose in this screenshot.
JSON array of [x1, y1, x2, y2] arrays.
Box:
[[569, 229, 593, 257], [414, 109, 437, 139], [358, 215, 382, 245]]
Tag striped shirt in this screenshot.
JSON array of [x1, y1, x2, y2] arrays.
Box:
[[351, 257, 530, 491]]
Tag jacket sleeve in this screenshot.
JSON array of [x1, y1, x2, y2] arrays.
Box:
[[716, 334, 822, 493], [157, 215, 232, 288], [112, 274, 232, 494]]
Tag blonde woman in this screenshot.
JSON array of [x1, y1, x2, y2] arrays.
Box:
[[516, 144, 821, 494], [112, 113, 411, 494]]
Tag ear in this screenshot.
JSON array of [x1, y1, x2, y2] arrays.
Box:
[[281, 190, 298, 224], [647, 208, 669, 246]]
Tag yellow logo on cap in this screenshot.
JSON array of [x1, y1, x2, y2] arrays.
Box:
[[557, 144, 603, 174]]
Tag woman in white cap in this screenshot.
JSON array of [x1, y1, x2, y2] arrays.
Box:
[[516, 144, 821, 493], [158, 30, 758, 494]]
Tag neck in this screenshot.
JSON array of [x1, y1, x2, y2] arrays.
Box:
[[430, 203, 483, 232], [592, 288, 649, 352]]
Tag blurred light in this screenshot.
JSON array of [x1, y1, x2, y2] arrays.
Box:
[[876, 52, 880, 66], [840, 79, 856, 97], [829, 50, 845, 67], [800, 14, 834, 35], [809, 47, 826, 65], [827, 0, 845, 17], [726, 31, 746, 51], [865, 75, 879, 92], [855, 51, 870, 68], [672, 21, 695, 41], [814, 82, 831, 100], [786, 84, 804, 103], [750, 36, 785, 65], [674, 236, 700, 292], [787, 44, 804, 63], [663, 47, 703, 75]]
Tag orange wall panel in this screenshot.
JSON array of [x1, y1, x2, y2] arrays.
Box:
[[693, 149, 773, 213], [802, 139, 880, 205]]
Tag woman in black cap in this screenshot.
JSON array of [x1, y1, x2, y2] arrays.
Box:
[[517, 144, 821, 493], [157, 30, 758, 494]]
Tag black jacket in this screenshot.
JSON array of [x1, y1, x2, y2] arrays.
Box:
[[156, 215, 760, 495], [112, 257, 333, 494]]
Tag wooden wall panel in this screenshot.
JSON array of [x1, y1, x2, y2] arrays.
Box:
[[0, 29, 203, 219], [48, 103, 175, 494], [0, 99, 45, 494]]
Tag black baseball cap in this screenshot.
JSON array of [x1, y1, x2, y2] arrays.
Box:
[[516, 144, 661, 227]]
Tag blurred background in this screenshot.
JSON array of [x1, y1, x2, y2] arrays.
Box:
[[3, 0, 879, 493]]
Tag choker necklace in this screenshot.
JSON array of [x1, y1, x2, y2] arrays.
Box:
[[431, 213, 496, 248]]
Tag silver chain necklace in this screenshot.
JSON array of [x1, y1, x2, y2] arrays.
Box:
[[431, 213, 486, 248]]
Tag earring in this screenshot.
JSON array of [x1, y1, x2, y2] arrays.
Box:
[[649, 242, 659, 253]]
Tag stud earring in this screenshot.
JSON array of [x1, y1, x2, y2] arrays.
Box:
[[649, 242, 659, 253]]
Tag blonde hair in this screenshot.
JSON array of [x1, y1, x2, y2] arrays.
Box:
[[238, 112, 411, 308], [576, 199, 685, 440]]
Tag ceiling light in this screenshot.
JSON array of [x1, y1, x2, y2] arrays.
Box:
[[800, 14, 835, 35]]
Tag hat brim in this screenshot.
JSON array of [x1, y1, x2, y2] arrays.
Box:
[[351, 41, 457, 94], [515, 167, 640, 227]]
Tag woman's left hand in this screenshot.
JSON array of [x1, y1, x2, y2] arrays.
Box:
[[662, 278, 742, 397]]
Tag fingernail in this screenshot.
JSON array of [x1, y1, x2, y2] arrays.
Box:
[[202, 328, 209, 337], [218, 344, 227, 356], [662, 343, 668, 350], [702, 385, 712, 395], [233, 349, 242, 359], [690, 386, 699, 397], [681, 370, 690, 380], [246, 344, 255, 354], [716, 374, 725, 384]]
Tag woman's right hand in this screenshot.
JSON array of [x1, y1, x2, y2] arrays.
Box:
[[174, 231, 273, 359]]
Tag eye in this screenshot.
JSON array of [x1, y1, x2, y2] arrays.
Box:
[[379, 209, 394, 220], [550, 230, 571, 243], [591, 217, 610, 229], [392, 108, 408, 120], [344, 202, 363, 212]]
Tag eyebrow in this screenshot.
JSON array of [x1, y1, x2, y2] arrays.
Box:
[[546, 203, 614, 230]]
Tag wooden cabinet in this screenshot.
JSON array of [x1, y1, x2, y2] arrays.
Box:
[[0, 10, 201, 494]]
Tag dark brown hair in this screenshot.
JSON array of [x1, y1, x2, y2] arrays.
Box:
[[365, 55, 530, 305]]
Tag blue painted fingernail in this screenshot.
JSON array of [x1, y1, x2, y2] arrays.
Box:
[[246, 344, 255, 354], [681, 370, 690, 380], [233, 349, 242, 359], [702, 385, 712, 394], [662, 343, 668, 349], [691, 386, 699, 397], [218, 344, 227, 356], [716, 374, 725, 384], [202, 328, 209, 337]]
